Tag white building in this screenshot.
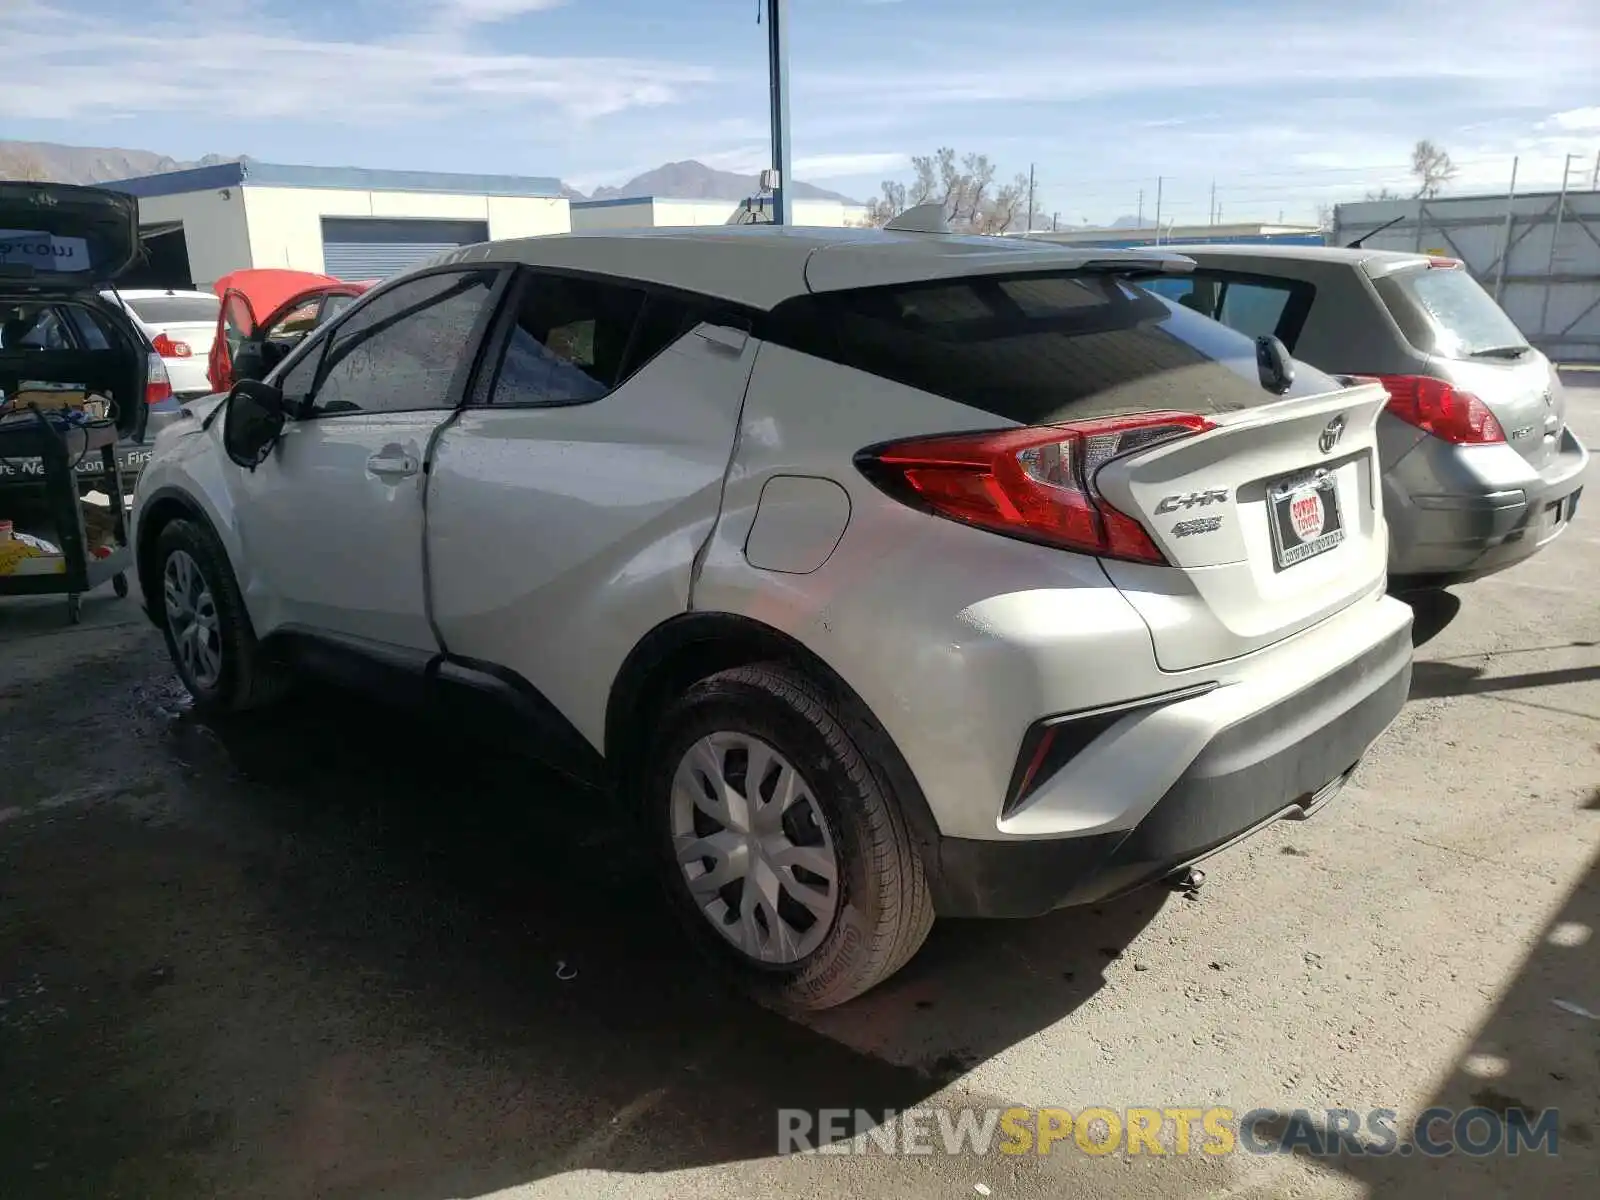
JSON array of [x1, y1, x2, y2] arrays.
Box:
[[571, 195, 869, 232], [106, 160, 571, 290]]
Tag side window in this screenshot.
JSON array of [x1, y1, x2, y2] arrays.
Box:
[[272, 334, 326, 405], [1217, 281, 1294, 341], [319, 293, 358, 325], [623, 294, 719, 372], [489, 271, 645, 406], [266, 299, 321, 348], [310, 269, 498, 416]]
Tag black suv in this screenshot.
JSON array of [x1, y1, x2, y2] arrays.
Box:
[[1, 182, 183, 505]]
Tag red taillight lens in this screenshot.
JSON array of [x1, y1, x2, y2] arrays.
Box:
[[151, 333, 192, 358], [1373, 374, 1504, 444], [145, 352, 173, 406], [857, 412, 1214, 565]]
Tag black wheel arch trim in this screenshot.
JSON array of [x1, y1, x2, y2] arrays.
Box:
[[605, 611, 942, 856]]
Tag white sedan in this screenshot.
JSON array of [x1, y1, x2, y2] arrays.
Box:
[[104, 288, 220, 398]]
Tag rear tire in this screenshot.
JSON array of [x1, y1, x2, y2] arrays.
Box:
[[154, 518, 289, 712], [645, 663, 934, 1012]]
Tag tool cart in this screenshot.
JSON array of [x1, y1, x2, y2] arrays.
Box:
[[0, 411, 130, 623], [1, 180, 147, 624]]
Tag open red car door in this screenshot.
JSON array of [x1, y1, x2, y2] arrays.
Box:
[[207, 269, 369, 392]]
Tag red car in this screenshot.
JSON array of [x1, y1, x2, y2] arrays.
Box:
[[207, 269, 372, 393]]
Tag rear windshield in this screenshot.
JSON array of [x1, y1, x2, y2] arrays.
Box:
[[1375, 265, 1528, 360], [763, 271, 1336, 425], [123, 295, 220, 325]]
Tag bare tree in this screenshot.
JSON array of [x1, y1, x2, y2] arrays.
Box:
[[1410, 139, 1457, 199], [0, 147, 49, 182], [1364, 186, 1403, 202], [864, 147, 1030, 234]]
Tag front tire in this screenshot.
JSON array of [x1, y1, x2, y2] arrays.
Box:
[[646, 663, 934, 1011], [154, 518, 288, 712]]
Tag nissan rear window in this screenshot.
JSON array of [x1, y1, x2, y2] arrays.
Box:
[[1374, 265, 1529, 360], [764, 271, 1335, 426], [123, 296, 220, 325]]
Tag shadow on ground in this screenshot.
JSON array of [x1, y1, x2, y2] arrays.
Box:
[[0, 640, 1167, 1198]]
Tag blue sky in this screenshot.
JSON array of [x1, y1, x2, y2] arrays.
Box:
[[3, 0, 1597, 224]]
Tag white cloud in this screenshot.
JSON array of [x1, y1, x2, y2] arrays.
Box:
[[0, 1, 713, 124], [1549, 106, 1600, 132], [792, 151, 909, 179], [446, 0, 568, 20]]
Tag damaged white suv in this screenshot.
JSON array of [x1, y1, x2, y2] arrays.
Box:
[[131, 223, 1413, 1009]]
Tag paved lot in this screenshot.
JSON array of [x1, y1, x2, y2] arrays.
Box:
[[2, 376, 1597, 1199]]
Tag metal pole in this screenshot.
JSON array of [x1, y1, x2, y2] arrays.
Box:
[[1052, 211, 1059, 231], [1026, 164, 1035, 232], [766, 0, 792, 225], [1493, 156, 1518, 301], [1136, 189, 1143, 227], [1538, 154, 1574, 339], [1592, 149, 1599, 190], [1154, 176, 1163, 239], [1210, 179, 1216, 225]]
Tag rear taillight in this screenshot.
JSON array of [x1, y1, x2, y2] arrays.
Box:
[[145, 352, 173, 406], [151, 332, 192, 358], [1373, 374, 1504, 444], [856, 412, 1214, 565]]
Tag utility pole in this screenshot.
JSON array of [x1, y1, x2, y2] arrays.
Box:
[[1052, 211, 1059, 232], [1209, 179, 1216, 225], [1154, 176, 1163, 236], [765, 0, 792, 225], [1136, 189, 1144, 227], [1592, 149, 1599, 190], [1026, 163, 1036, 232]]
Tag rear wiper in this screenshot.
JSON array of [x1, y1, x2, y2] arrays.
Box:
[[1469, 345, 1530, 360]]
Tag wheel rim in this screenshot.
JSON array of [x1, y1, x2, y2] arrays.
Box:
[[670, 731, 841, 965], [162, 549, 223, 690]]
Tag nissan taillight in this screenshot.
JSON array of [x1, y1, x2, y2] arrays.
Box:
[[1373, 374, 1505, 444], [145, 352, 173, 406], [855, 412, 1215, 565], [151, 332, 192, 358]]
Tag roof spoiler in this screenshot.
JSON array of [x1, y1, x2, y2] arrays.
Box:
[[883, 203, 951, 234]]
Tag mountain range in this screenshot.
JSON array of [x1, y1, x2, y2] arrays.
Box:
[[0, 141, 860, 205]]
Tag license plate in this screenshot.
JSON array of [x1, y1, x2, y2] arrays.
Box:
[[1268, 472, 1344, 570]]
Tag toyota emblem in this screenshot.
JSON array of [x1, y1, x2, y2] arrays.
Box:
[[1319, 415, 1346, 454]]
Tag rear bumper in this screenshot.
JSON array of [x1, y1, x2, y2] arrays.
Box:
[[928, 619, 1413, 918], [1386, 427, 1588, 584]]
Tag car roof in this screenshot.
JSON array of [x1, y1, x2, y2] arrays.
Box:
[[427, 225, 1193, 311], [1159, 242, 1430, 274]]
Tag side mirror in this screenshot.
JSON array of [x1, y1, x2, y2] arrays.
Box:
[[1255, 335, 1296, 395], [222, 379, 288, 469]]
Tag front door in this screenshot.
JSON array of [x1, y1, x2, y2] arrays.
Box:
[[233, 266, 505, 651]]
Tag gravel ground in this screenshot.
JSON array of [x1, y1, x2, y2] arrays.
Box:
[[1, 376, 1596, 1200]]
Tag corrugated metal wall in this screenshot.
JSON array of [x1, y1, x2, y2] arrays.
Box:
[[1334, 192, 1600, 363], [320, 217, 490, 281]]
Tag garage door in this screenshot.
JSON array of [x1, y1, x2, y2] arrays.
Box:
[[319, 217, 490, 281]]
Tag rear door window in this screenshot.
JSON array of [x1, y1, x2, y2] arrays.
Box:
[[766, 271, 1334, 426], [1373, 265, 1529, 359], [489, 271, 646, 406]]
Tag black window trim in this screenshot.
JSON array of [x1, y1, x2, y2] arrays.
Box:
[[467, 263, 757, 411], [278, 263, 514, 421]]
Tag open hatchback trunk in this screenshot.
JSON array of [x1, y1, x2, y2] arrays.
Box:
[[1, 182, 151, 441]]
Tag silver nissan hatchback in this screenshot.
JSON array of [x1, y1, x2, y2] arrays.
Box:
[[1148, 244, 1588, 587]]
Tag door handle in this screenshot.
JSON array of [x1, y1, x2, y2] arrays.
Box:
[[366, 451, 419, 479]]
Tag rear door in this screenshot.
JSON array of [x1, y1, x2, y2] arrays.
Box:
[[1369, 260, 1564, 470], [427, 271, 758, 748], [233, 267, 505, 650]]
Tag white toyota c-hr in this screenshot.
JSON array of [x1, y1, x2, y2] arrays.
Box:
[[130, 223, 1414, 1009]]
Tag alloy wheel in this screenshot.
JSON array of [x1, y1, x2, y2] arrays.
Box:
[[670, 731, 841, 964], [163, 549, 223, 689]]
